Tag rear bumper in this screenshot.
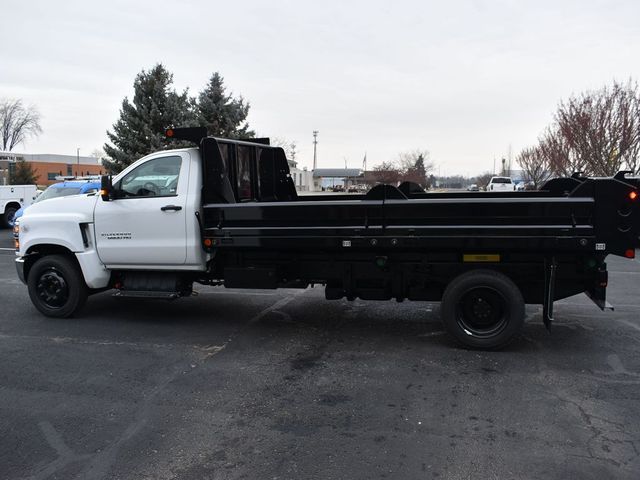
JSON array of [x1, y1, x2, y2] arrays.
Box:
[[15, 257, 26, 284]]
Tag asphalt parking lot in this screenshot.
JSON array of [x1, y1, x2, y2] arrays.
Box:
[[0, 229, 639, 480]]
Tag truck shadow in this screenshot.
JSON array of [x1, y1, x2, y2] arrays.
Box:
[[75, 290, 589, 354]]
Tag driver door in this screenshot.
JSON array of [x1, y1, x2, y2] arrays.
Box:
[[94, 153, 189, 267]]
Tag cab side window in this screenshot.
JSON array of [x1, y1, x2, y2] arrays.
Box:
[[117, 156, 182, 198]]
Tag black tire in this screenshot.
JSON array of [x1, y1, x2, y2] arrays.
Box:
[[441, 269, 525, 349], [27, 255, 88, 318], [2, 206, 17, 228]]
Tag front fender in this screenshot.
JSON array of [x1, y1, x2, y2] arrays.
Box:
[[16, 241, 111, 290], [19, 214, 87, 254], [19, 194, 98, 254]]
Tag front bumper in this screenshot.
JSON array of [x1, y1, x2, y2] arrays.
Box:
[[15, 257, 26, 284]]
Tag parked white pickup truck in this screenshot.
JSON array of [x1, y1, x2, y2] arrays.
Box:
[[487, 176, 516, 192], [1, 184, 38, 228]]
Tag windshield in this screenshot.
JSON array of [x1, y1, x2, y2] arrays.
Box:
[[491, 177, 512, 184], [35, 186, 84, 203]]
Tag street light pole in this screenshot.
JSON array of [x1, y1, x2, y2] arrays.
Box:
[[77, 148, 80, 165], [312, 131, 318, 171]]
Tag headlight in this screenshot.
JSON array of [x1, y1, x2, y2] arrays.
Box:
[[13, 222, 20, 251]]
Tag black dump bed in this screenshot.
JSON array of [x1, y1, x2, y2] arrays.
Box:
[[196, 137, 639, 260], [164, 128, 640, 260]]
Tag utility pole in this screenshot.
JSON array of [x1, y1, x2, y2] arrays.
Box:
[[77, 147, 80, 165], [312, 130, 318, 171]]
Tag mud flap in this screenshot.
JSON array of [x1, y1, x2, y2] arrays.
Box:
[[542, 257, 557, 331], [585, 262, 615, 311], [585, 290, 615, 311]]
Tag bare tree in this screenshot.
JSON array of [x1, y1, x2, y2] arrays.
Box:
[[0, 99, 42, 151], [90, 148, 106, 159], [368, 150, 434, 187], [516, 146, 552, 188], [371, 161, 401, 185], [555, 80, 640, 175], [397, 149, 434, 186], [536, 126, 588, 176], [271, 137, 298, 163], [518, 80, 640, 178], [474, 172, 495, 190]]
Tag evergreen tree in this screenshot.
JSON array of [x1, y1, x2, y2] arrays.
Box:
[[413, 154, 427, 183], [103, 64, 194, 173], [197, 73, 254, 138], [10, 159, 38, 185]]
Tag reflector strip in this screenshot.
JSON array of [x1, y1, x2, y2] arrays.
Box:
[[463, 254, 501, 262]]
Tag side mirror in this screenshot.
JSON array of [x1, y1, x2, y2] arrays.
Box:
[[100, 175, 113, 201]]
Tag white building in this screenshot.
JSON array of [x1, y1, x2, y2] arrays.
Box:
[[286, 157, 313, 192], [290, 167, 314, 192]]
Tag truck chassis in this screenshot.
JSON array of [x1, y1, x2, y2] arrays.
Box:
[[15, 128, 640, 349]]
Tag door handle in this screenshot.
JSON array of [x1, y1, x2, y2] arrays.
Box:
[[161, 205, 182, 211]]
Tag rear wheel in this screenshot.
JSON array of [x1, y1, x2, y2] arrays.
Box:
[[27, 255, 88, 318], [441, 270, 525, 349], [2, 206, 17, 228]]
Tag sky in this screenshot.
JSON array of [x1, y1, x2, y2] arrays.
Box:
[[1, 0, 640, 176]]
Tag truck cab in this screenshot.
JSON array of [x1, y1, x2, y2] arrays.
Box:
[[93, 150, 205, 269], [15, 146, 206, 295]]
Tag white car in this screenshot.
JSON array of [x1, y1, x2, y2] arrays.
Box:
[[487, 176, 516, 191]]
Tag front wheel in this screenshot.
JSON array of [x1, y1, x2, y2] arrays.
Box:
[[27, 255, 88, 318], [441, 270, 525, 349], [2, 206, 17, 228]]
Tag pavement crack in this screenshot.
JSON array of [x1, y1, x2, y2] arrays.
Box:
[[550, 392, 638, 466]]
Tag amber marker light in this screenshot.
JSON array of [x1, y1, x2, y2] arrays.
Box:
[[630, 191, 638, 201]]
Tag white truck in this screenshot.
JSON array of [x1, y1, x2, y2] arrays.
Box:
[[1, 184, 38, 228], [12, 127, 640, 349], [487, 176, 516, 191]]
